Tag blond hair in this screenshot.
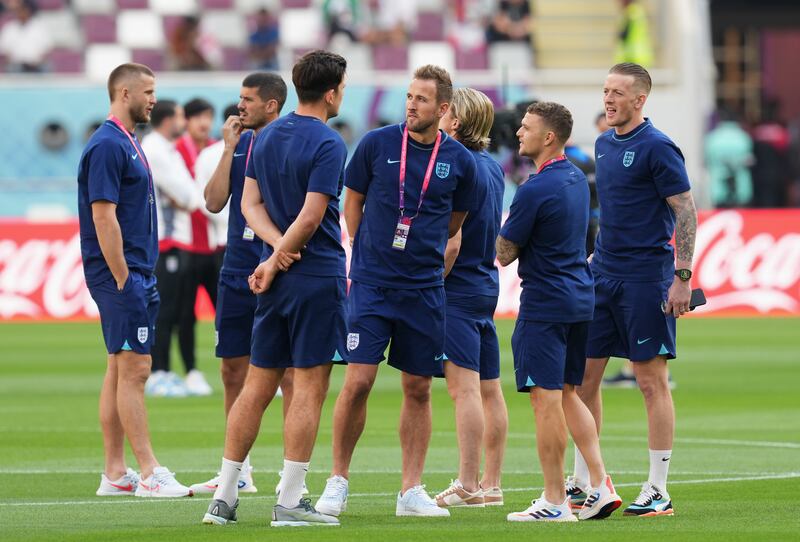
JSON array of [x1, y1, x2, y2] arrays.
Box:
[[450, 88, 494, 151]]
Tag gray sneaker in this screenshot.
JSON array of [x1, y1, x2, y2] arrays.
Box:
[[271, 498, 340, 527], [202, 499, 239, 525]]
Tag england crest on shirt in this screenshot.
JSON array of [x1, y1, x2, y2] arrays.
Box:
[[137, 327, 149, 344], [623, 151, 635, 167], [435, 162, 450, 179]]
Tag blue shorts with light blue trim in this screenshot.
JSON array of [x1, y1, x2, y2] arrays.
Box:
[[512, 319, 588, 392], [586, 274, 677, 362]]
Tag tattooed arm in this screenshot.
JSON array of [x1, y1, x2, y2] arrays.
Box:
[[496, 235, 521, 267], [665, 190, 697, 318]]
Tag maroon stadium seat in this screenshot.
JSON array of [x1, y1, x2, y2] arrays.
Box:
[[372, 44, 408, 71], [455, 46, 488, 71], [411, 12, 444, 42], [82, 14, 117, 44], [48, 48, 84, 73], [116, 0, 149, 9], [36, 0, 65, 9], [282, 0, 312, 8], [222, 47, 247, 71], [199, 0, 234, 7], [132, 49, 165, 72]]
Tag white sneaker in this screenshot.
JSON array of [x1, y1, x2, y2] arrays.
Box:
[[315, 475, 349, 516], [480, 485, 504, 506], [144, 371, 166, 396], [435, 479, 485, 508], [135, 466, 193, 497], [190, 466, 258, 494], [275, 470, 309, 496], [185, 369, 213, 396], [96, 468, 140, 496], [148, 371, 188, 398], [396, 485, 450, 517], [578, 475, 622, 520], [507, 493, 577, 522]]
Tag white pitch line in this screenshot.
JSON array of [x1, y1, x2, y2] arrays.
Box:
[[498, 433, 800, 450], [1, 472, 797, 508]]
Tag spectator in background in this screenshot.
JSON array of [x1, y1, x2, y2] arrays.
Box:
[[0, 0, 51, 73], [248, 8, 279, 70], [363, 0, 417, 46], [485, 0, 531, 44], [168, 15, 221, 71], [323, 0, 362, 43], [595, 110, 610, 133], [615, 0, 654, 67], [174, 98, 219, 396], [752, 99, 791, 208], [705, 108, 754, 208]]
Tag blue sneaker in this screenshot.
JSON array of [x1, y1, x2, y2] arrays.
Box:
[[623, 483, 674, 517]]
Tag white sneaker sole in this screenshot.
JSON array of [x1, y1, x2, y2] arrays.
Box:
[[396, 509, 451, 517], [270, 521, 339, 527], [579, 494, 622, 520], [135, 490, 193, 498], [507, 513, 577, 522], [95, 489, 135, 497], [202, 513, 235, 525]]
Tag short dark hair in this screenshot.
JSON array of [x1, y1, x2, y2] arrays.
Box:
[[242, 72, 288, 112], [107, 62, 154, 102], [609, 62, 652, 95], [184, 97, 214, 119], [413, 64, 453, 104], [223, 103, 239, 121], [526, 101, 573, 144], [150, 100, 177, 128], [292, 50, 347, 104]]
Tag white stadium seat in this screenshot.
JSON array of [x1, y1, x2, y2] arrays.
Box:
[[39, 10, 83, 49], [279, 8, 323, 49], [488, 42, 534, 72], [117, 10, 165, 49], [149, 0, 199, 15], [409, 42, 455, 75], [72, 0, 115, 14], [86, 44, 132, 81], [202, 11, 248, 48], [234, 0, 280, 13]]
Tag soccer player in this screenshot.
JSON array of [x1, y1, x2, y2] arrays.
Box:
[[432, 88, 508, 508], [141, 99, 201, 398], [78, 63, 191, 498], [187, 74, 288, 496], [202, 50, 348, 527], [497, 102, 622, 522], [315, 65, 478, 518], [570, 63, 697, 517]]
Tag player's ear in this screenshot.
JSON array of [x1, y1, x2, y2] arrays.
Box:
[[438, 101, 449, 118]]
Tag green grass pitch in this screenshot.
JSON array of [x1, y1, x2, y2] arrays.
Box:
[[1, 317, 798, 541]]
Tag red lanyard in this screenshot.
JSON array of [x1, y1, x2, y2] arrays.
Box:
[[399, 125, 442, 220], [536, 154, 567, 174], [245, 130, 255, 172], [107, 114, 155, 231]]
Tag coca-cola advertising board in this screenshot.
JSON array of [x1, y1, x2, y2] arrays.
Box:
[[1, 209, 799, 321]]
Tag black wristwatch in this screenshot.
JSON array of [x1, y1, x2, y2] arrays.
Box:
[[675, 269, 692, 282]]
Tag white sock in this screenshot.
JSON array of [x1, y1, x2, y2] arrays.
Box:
[[212, 457, 242, 506], [277, 459, 309, 508], [242, 454, 251, 476], [573, 445, 590, 488], [648, 449, 672, 492]]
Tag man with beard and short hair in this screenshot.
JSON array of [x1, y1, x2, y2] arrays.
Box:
[[190, 72, 294, 497], [315, 65, 478, 519], [78, 63, 192, 498]]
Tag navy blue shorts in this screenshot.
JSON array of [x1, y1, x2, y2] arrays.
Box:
[[586, 274, 676, 362], [345, 281, 445, 377], [443, 291, 500, 380], [250, 273, 346, 369], [89, 270, 159, 355], [215, 273, 257, 359], [512, 319, 589, 391]]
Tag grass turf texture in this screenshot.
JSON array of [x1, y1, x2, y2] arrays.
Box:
[[0, 318, 798, 541]]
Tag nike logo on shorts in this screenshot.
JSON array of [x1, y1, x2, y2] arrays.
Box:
[[637, 337, 652, 345]]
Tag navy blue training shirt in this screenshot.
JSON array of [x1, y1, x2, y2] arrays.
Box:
[[221, 130, 262, 275], [346, 123, 479, 289], [499, 159, 594, 323], [445, 149, 504, 297], [78, 120, 158, 287], [245, 112, 347, 277], [592, 119, 691, 282]]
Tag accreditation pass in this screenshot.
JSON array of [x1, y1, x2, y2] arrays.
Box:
[[392, 216, 412, 251]]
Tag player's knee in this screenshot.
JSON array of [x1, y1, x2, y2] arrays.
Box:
[[530, 388, 561, 410], [220, 361, 248, 389], [402, 378, 431, 405], [636, 374, 669, 401], [342, 376, 373, 403]]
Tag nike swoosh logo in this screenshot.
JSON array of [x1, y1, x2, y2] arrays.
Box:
[[233, 152, 246, 157], [131, 154, 138, 160], [661, 457, 671, 462], [435, 354, 444, 361], [109, 482, 134, 491], [597, 154, 605, 158], [637, 338, 652, 345], [387, 159, 401, 164]]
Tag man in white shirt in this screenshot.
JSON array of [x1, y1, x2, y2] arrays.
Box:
[[0, 0, 51, 72], [141, 99, 210, 397]]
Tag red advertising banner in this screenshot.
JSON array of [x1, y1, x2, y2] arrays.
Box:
[[1, 209, 799, 321]]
